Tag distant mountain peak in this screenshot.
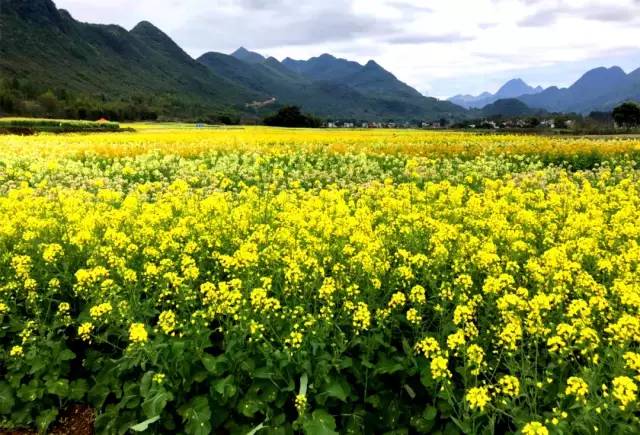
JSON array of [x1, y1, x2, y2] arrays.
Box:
[[131, 20, 162, 34], [496, 78, 540, 98], [448, 78, 543, 109], [231, 47, 266, 64]]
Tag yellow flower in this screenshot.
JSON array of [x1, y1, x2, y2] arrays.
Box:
[[78, 322, 94, 342], [158, 310, 177, 335], [388, 292, 406, 309], [415, 337, 441, 359], [9, 345, 24, 357], [89, 302, 113, 320], [406, 308, 421, 325], [612, 376, 637, 410], [498, 375, 520, 398], [521, 421, 549, 435], [430, 355, 451, 381], [565, 377, 589, 402], [352, 302, 371, 332], [409, 285, 426, 305], [152, 373, 166, 384], [447, 329, 466, 352], [42, 243, 63, 263], [466, 386, 491, 411], [129, 323, 148, 344], [295, 394, 307, 414]]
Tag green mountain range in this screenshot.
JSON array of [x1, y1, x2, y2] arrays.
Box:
[[199, 49, 463, 120], [0, 0, 463, 121]]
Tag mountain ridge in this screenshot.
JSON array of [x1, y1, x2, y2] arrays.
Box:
[[199, 48, 464, 120], [449, 78, 543, 109], [0, 0, 464, 121]]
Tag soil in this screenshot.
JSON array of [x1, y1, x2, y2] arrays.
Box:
[[0, 405, 94, 435]]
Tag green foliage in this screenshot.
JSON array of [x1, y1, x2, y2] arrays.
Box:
[[264, 106, 322, 128], [613, 102, 640, 128], [0, 117, 120, 134]]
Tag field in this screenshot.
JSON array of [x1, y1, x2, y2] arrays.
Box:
[[0, 118, 121, 134], [1, 126, 640, 434]]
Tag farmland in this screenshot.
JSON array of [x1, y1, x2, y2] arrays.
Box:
[[1, 126, 640, 434]]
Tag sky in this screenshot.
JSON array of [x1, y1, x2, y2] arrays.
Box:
[[54, 0, 640, 99]]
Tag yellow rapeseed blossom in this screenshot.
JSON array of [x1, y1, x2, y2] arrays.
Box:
[[129, 323, 148, 344], [565, 377, 589, 402], [522, 422, 549, 435], [466, 386, 491, 411], [158, 310, 177, 335], [498, 375, 520, 398], [78, 322, 94, 342], [409, 285, 426, 305], [90, 302, 113, 320], [2, 127, 640, 431], [430, 355, 451, 381], [612, 376, 637, 410], [406, 308, 421, 325]]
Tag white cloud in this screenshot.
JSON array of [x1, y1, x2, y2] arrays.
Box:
[[53, 0, 640, 97]]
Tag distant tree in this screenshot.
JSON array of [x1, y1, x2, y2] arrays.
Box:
[[38, 90, 58, 116], [588, 111, 613, 123], [612, 102, 640, 128], [439, 118, 448, 127], [263, 106, 321, 128]]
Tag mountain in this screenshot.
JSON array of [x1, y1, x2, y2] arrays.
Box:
[[231, 47, 266, 64], [496, 79, 544, 99], [0, 0, 258, 119], [518, 66, 640, 113], [0, 0, 462, 121], [479, 98, 544, 118], [449, 79, 543, 109], [200, 50, 465, 121], [282, 54, 363, 82]]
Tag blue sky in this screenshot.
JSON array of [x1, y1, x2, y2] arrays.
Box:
[[54, 0, 640, 99]]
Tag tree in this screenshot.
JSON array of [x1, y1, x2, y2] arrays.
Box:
[[38, 90, 58, 116], [612, 102, 640, 128], [263, 106, 321, 128]]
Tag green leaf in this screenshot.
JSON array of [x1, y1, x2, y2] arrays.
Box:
[[201, 354, 225, 375], [423, 405, 437, 421], [130, 416, 161, 432], [142, 390, 173, 418], [0, 382, 15, 414], [319, 378, 350, 402], [46, 378, 69, 398], [303, 409, 338, 435], [374, 358, 404, 375], [69, 379, 89, 401], [212, 375, 237, 399], [36, 408, 58, 432], [58, 349, 76, 361], [237, 396, 264, 418], [17, 380, 42, 402], [179, 396, 211, 435]]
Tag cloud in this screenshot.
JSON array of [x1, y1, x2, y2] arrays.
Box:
[[385, 33, 475, 44], [172, 1, 398, 51], [386, 1, 433, 14], [519, 3, 639, 27]]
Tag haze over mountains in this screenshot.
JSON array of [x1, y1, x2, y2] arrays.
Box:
[[450, 79, 544, 109], [451, 68, 640, 115], [1, 0, 640, 122]]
